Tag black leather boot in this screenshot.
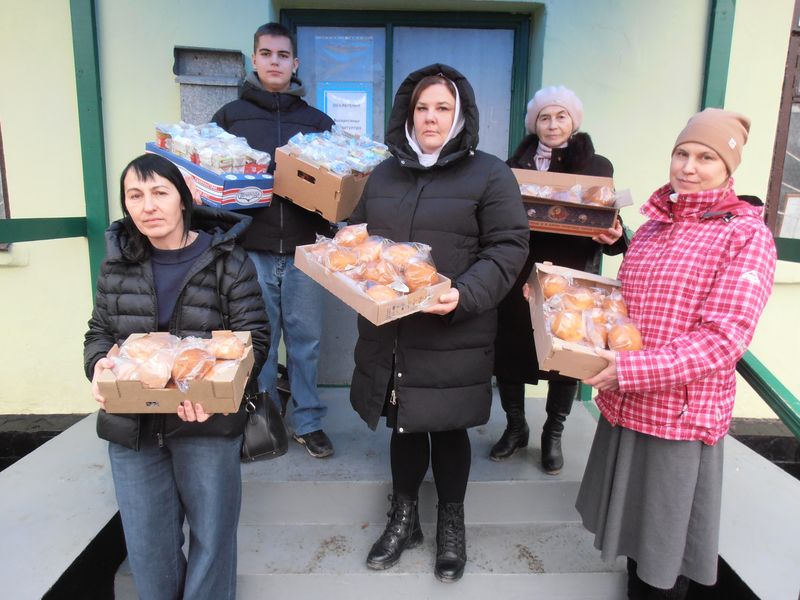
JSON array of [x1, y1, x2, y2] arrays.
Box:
[[366, 495, 423, 570], [435, 502, 466, 582], [540, 381, 578, 475], [490, 382, 530, 461]]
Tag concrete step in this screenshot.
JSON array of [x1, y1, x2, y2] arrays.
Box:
[[115, 388, 623, 598], [115, 522, 625, 598]]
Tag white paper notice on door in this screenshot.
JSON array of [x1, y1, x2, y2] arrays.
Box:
[[318, 82, 372, 138]]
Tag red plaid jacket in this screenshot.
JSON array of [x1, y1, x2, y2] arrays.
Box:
[[595, 181, 776, 445]]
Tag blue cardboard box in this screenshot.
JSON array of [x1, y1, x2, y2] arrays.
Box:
[[145, 142, 273, 211]]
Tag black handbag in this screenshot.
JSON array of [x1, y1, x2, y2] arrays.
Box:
[[215, 260, 288, 461], [241, 390, 288, 461]]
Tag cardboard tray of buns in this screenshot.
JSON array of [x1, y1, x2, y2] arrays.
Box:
[[294, 244, 451, 326], [97, 331, 254, 414], [512, 169, 633, 237], [529, 262, 619, 379]]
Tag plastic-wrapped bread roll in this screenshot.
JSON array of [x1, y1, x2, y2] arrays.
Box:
[[551, 310, 585, 343], [382, 243, 420, 270], [541, 273, 569, 299], [172, 348, 215, 391], [561, 286, 596, 311], [608, 322, 643, 351], [403, 258, 439, 291], [205, 333, 245, 360], [334, 223, 369, 247], [365, 284, 400, 302]]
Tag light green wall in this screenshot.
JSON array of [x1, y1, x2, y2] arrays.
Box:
[[0, 1, 95, 414], [98, 0, 278, 222], [1, 0, 797, 416], [725, 0, 800, 417]]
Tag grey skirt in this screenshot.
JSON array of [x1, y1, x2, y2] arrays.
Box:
[[576, 416, 724, 589]]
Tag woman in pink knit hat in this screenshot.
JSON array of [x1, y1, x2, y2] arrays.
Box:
[[578, 108, 776, 598], [492, 85, 628, 473]]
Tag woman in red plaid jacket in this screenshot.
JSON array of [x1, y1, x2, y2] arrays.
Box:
[[576, 108, 777, 599]]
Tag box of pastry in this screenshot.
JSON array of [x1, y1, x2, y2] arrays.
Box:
[[97, 331, 255, 414], [512, 169, 633, 237], [273, 127, 390, 223], [528, 262, 642, 380], [145, 142, 273, 211], [294, 224, 452, 326]]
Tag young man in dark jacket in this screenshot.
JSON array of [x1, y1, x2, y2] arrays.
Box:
[[212, 22, 335, 457]]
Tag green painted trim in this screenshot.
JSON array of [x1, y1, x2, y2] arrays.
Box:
[[578, 382, 593, 402], [701, 0, 736, 109], [0, 217, 87, 243], [508, 16, 530, 156], [775, 236, 800, 262], [282, 10, 531, 154], [70, 0, 109, 292], [737, 350, 800, 439]]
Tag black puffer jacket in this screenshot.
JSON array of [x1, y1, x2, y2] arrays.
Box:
[[212, 73, 335, 254], [495, 132, 628, 384], [84, 207, 269, 450], [349, 64, 529, 432]]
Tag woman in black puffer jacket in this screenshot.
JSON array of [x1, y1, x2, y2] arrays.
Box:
[[83, 153, 268, 600], [349, 64, 528, 582], [491, 86, 628, 474]]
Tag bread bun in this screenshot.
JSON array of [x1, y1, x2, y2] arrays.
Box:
[[204, 359, 239, 380], [121, 334, 178, 361], [366, 284, 399, 302], [608, 323, 643, 351], [361, 260, 398, 285], [562, 286, 595, 311], [309, 239, 334, 261], [326, 248, 358, 271], [205, 333, 245, 360], [382, 243, 420, 270], [602, 296, 628, 317], [542, 274, 569, 299], [333, 224, 368, 247], [585, 309, 609, 348], [583, 185, 616, 207], [551, 310, 585, 342], [136, 352, 173, 389], [172, 348, 214, 384], [353, 237, 385, 263], [111, 357, 139, 380], [404, 260, 438, 291]]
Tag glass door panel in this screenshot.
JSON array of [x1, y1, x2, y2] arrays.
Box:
[[393, 27, 514, 159], [296, 27, 386, 140]]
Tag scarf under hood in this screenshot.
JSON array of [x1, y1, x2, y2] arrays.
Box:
[[386, 63, 479, 170]]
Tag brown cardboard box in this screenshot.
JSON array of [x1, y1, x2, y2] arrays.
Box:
[[294, 245, 452, 326], [529, 262, 620, 379], [273, 147, 369, 223], [512, 169, 633, 237], [97, 331, 255, 414]]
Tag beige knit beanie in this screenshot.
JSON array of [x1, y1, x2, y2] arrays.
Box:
[[673, 108, 751, 174]]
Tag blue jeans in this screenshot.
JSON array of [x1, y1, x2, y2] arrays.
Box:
[[108, 434, 242, 600], [248, 250, 327, 436]]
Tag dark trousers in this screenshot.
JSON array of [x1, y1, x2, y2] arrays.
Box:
[[390, 429, 471, 503]]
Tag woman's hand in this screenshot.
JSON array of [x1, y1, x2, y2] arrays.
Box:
[[422, 287, 460, 315], [522, 282, 531, 301], [91, 358, 115, 410], [582, 348, 619, 391], [177, 400, 213, 423], [592, 219, 623, 245]]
